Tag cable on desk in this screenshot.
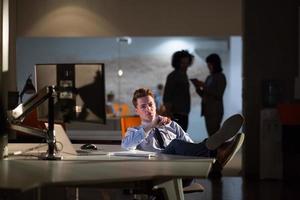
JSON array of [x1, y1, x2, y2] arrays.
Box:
[[8, 141, 64, 157], [8, 143, 47, 156]]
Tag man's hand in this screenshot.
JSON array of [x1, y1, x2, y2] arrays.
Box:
[[143, 115, 171, 134], [155, 115, 171, 127], [160, 104, 173, 118], [191, 79, 204, 88]]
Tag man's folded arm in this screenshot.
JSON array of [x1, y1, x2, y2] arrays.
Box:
[[121, 127, 146, 150]]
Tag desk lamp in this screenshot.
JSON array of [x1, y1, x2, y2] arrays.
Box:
[[9, 86, 61, 160]]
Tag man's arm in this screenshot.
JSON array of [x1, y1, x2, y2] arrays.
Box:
[[171, 121, 194, 143], [121, 116, 171, 150], [121, 126, 146, 150], [162, 75, 176, 117], [191, 79, 205, 97]]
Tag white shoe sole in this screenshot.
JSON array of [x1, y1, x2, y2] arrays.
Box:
[[206, 114, 244, 150], [221, 133, 245, 167]]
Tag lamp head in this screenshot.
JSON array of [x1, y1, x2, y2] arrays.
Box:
[[23, 78, 35, 94], [20, 75, 36, 102]]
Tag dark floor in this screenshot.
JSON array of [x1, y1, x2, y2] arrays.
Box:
[[13, 177, 300, 200], [185, 177, 300, 200]]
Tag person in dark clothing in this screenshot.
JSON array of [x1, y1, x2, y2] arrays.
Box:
[[163, 50, 194, 131], [191, 53, 226, 136]]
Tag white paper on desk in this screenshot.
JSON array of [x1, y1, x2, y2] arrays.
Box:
[[109, 150, 157, 157]]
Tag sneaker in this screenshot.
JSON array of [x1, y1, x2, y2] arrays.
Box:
[[205, 114, 244, 150], [216, 133, 245, 168]]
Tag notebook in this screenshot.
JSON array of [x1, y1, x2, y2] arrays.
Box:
[[108, 150, 157, 157]]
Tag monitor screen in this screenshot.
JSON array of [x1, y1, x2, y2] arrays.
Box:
[[35, 63, 106, 124]]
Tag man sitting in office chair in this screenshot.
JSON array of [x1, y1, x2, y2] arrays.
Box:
[[122, 88, 244, 188]]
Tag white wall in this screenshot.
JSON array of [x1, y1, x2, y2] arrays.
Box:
[[226, 37, 243, 116]]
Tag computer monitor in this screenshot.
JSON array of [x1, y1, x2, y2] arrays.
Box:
[[35, 63, 106, 124]]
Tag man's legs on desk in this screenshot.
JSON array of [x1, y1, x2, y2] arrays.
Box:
[[162, 114, 244, 182], [162, 114, 244, 157]]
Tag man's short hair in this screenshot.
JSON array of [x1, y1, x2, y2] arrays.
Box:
[[132, 88, 154, 108]]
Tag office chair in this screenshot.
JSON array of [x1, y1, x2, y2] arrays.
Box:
[[120, 115, 141, 138]]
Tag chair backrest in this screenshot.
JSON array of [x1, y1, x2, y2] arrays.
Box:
[[120, 116, 141, 138]]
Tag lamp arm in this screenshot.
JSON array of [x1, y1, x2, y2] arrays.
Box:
[[10, 124, 47, 138], [11, 86, 54, 122], [9, 86, 61, 160]]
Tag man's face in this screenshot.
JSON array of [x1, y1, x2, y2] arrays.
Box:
[[135, 95, 156, 122], [179, 57, 190, 71], [207, 63, 213, 73]]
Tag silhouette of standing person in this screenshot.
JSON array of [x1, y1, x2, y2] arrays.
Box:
[[163, 50, 194, 132], [191, 53, 226, 136], [77, 70, 106, 122], [154, 84, 164, 114]]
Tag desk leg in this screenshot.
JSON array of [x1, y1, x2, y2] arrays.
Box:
[[75, 187, 79, 200], [154, 178, 184, 200], [65, 187, 79, 200], [37, 187, 41, 200]]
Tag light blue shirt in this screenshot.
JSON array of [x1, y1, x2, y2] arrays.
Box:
[[121, 121, 194, 152]]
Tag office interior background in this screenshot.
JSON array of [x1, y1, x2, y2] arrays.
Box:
[[1, 0, 300, 199], [16, 36, 242, 142]]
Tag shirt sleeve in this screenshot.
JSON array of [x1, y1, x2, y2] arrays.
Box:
[[121, 126, 146, 150], [172, 121, 194, 143]]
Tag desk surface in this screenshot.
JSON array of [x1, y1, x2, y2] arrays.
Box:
[[0, 143, 214, 193]]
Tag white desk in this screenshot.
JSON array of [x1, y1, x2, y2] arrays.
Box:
[[0, 144, 214, 200]]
